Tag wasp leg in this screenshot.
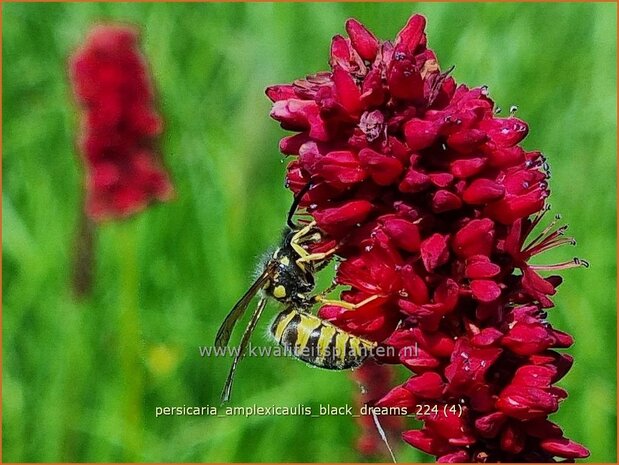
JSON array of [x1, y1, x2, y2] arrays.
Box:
[[313, 294, 380, 310], [290, 220, 317, 244], [295, 247, 337, 266]]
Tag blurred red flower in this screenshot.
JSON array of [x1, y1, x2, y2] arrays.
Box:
[[70, 24, 173, 221], [351, 361, 403, 458], [267, 14, 588, 462]]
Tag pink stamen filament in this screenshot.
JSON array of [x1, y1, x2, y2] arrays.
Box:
[[524, 236, 575, 258], [522, 204, 551, 240], [529, 258, 589, 271], [524, 216, 565, 251]]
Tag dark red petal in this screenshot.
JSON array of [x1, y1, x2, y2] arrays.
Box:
[[479, 116, 529, 148], [426, 413, 476, 445], [497, 387, 558, 420], [540, 438, 590, 459], [395, 14, 427, 54], [333, 65, 362, 115], [463, 178, 505, 204], [400, 345, 441, 371], [446, 129, 488, 153], [345, 18, 379, 61], [433, 279, 459, 312], [452, 218, 495, 258], [361, 68, 386, 107], [432, 190, 462, 213], [330, 34, 351, 68], [402, 430, 438, 455], [513, 365, 555, 387], [279, 133, 310, 155], [313, 200, 373, 229], [358, 148, 404, 186], [382, 218, 421, 252], [404, 118, 440, 151], [316, 150, 367, 185], [450, 157, 486, 178], [502, 322, 553, 355], [298, 141, 323, 172], [401, 265, 429, 303], [445, 340, 501, 391], [429, 172, 454, 188], [470, 279, 502, 303], [474, 412, 507, 438], [265, 84, 297, 102], [520, 267, 557, 308], [388, 57, 424, 101], [404, 372, 445, 399], [420, 233, 450, 271], [465, 255, 501, 279], [376, 385, 416, 408], [485, 189, 547, 224], [399, 166, 431, 193], [270, 99, 329, 141], [551, 329, 575, 348], [471, 327, 503, 346], [420, 330, 456, 358], [487, 145, 526, 168]]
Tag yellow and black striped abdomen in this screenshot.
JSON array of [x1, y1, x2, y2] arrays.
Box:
[[271, 308, 376, 370]]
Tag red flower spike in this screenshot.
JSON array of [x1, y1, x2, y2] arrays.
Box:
[[70, 24, 173, 221], [267, 13, 588, 462]]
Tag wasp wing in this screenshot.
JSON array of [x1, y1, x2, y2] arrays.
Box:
[[214, 261, 275, 348], [221, 296, 267, 403]]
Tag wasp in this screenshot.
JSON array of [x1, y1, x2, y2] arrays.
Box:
[[215, 183, 377, 403]]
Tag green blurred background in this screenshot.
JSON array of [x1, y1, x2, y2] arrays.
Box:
[[3, 2, 616, 462]]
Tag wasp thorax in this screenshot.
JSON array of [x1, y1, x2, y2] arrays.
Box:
[[266, 243, 316, 308]]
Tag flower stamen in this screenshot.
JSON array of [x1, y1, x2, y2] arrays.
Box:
[[529, 257, 589, 271]]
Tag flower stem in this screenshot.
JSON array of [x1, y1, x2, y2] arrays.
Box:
[[117, 224, 143, 461], [71, 207, 95, 299]]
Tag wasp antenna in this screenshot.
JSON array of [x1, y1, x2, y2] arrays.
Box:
[[372, 410, 397, 463], [287, 180, 313, 229]]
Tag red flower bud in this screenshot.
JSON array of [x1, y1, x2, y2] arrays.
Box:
[[345, 18, 379, 61]]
